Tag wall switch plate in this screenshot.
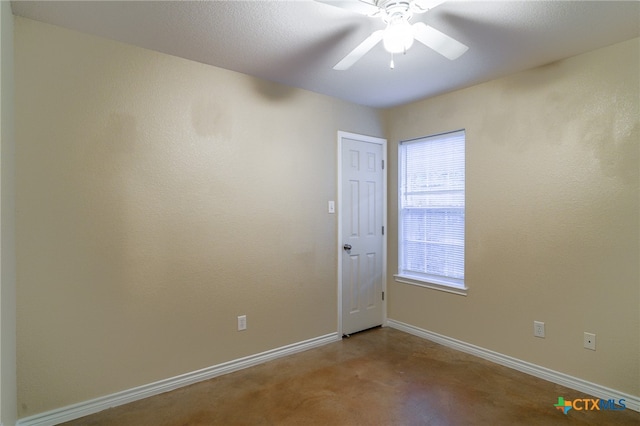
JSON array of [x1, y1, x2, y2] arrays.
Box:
[[534, 321, 545, 338], [584, 332, 596, 350], [328, 201, 335, 214], [237, 315, 247, 331]]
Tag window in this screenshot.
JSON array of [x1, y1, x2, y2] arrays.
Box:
[[396, 130, 466, 295]]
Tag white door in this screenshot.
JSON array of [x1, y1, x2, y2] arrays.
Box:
[[339, 132, 386, 336]]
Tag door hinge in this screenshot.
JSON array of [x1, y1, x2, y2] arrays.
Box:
[[382, 226, 384, 235], [382, 291, 385, 301], [381, 160, 385, 170]]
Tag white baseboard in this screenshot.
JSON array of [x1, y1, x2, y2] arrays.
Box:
[[17, 332, 340, 426], [387, 319, 639, 413]]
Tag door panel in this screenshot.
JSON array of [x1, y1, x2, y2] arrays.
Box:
[[341, 135, 385, 335]]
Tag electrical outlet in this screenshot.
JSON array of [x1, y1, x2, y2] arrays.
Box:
[[584, 332, 596, 350], [237, 315, 247, 331], [533, 321, 545, 338]]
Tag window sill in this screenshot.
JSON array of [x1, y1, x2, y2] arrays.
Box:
[[394, 275, 468, 296]]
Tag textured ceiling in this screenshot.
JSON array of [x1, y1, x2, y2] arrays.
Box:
[[11, 0, 640, 108]]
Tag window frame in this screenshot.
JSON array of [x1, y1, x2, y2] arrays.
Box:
[[394, 130, 467, 296]]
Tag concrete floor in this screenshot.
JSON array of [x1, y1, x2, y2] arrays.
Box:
[[62, 327, 639, 425]]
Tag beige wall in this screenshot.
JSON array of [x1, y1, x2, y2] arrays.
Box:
[[15, 17, 382, 416], [385, 38, 639, 396], [1, 1, 18, 425]]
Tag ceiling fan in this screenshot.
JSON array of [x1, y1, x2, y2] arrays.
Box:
[[317, 0, 468, 70]]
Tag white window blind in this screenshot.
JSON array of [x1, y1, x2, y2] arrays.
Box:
[[398, 130, 465, 289]]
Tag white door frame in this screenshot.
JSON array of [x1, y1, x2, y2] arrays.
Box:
[[337, 131, 387, 335]]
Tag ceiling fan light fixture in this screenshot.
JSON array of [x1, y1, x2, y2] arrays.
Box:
[[382, 19, 414, 54]]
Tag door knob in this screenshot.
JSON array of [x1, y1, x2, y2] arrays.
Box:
[[343, 244, 352, 251]]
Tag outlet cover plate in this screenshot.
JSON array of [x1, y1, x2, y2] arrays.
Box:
[[534, 321, 545, 338], [584, 332, 596, 350]]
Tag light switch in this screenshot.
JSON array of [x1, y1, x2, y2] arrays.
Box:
[[328, 201, 335, 214]]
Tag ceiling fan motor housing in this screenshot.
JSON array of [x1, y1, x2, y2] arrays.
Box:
[[381, 1, 413, 24]]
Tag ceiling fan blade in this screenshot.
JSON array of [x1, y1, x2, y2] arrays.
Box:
[[411, 0, 447, 13], [413, 22, 468, 60], [334, 30, 384, 70], [315, 0, 380, 16]]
